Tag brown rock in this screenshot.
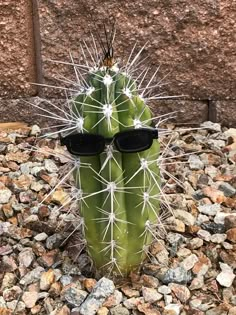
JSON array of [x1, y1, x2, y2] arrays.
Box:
[[202, 186, 226, 203], [31, 305, 42, 314], [0, 308, 12, 315], [40, 269, 55, 290], [5, 151, 30, 164], [121, 285, 140, 298], [219, 250, 236, 269], [226, 228, 236, 243], [83, 278, 97, 292], [56, 305, 71, 315], [2, 204, 13, 218], [49, 282, 62, 297], [22, 291, 38, 308], [12, 174, 32, 191], [137, 303, 161, 315], [169, 283, 191, 303], [225, 215, 236, 230], [38, 249, 59, 267]]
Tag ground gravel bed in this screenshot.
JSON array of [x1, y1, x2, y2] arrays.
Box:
[[0, 121, 235, 315]]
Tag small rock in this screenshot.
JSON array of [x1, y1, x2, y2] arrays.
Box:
[[31, 181, 44, 192], [158, 285, 171, 295], [188, 154, 204, 170], [30, 125, 41, 136], [218, 182, 236, 197], [103, 290, 123, 308], [142, 287, 162, 303], [210, 233, 227, 243], [201, 121, 221, 132], [61, 283, 87, 307], [83, 278, 97, 292], [0, 183, 12, 203], [79, 277, 115, 315], [214, 212, 236, 224], [7, 300, 26, 312], [40, 269, 55, 290], [169, 283, 190, 303], [121, 286, 140, 298], [46, 233, 65, 249], [197, 229, 211, 241], [164, 295, 172, 305], [22, 291, 38, 308], [138, 303, 161, 315], [173, 209, 195, 226], [202, 187, 225, 203], [201, 222, 226, 234], [45, 159, 58, 173], [226, 228, 236, 243], [123, 297, 144, 309], [1, 273, 17, 289], [60, 275, 73, 287], [198, 203, 221, 216], [189, 237, 204, 249], [34, 232, 48, 241], [189, 298, 202, 309], [180, 254, 198, 271], [176, 248, 192, 258], [189, 276, 204, 290], [110, 305, 130, 315], [3, 286, 22, 301], [225, 215, 236, 229], [228, 306, 236, 315], [140, 274, 159, 288], [56, 305, 71, 315], [216, 263, 235, 287], [162, 266, 192, 284], [20, 266, 44, 286], [164, 303, 181, 315], [18, 248, 35, 267], [97, 307, 109, 315]]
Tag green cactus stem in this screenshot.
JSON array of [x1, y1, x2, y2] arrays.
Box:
[[71, 63, 161, 276]]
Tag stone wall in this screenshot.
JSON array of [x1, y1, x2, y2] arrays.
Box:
[[0, 0, 235, 127]]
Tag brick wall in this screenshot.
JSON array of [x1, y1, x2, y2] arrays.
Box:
[[0, 0, 235, 127]]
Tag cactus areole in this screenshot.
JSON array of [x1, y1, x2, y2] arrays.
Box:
[[61, 36, 161, 276]]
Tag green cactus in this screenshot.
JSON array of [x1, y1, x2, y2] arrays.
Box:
[[33, 30, 163, 277], [66, 52, 161, 276]]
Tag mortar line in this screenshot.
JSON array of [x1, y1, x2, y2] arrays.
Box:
[[31, 0, 43, 97]]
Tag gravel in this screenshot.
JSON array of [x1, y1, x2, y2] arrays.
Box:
[[0, 123, 235, 314]]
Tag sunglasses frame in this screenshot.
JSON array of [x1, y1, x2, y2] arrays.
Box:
[[60, 128, 158, 156]]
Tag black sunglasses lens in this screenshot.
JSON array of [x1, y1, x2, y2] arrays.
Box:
[[65, 134, 105, 156], [115, 130, 153, 153]]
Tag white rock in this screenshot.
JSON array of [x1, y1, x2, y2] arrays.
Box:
[[164, 294, 173, 305], [34, 232, 48, 241], [22, 291, 38, 308], [18, 248, 35, 267], [214, 212, 236, 224], [201, 121, 221, 132], [181, 254, 199, 271], [30, 125, 41, 135], [164, 303, 181, 315], [188, 154, 204, 170], [216, 263, 235, 287], [198, 203, 221, 216], [197, 229, 211, 242], [224, 128, 236, 138], [173, 209, 195, 226], [210, 233, 227, 244], [158, 285, 171, 295], [45, 159, 58, 173], [0, 183, 12, 204]]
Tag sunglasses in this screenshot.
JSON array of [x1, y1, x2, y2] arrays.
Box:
[[60, 128, 158, 156]]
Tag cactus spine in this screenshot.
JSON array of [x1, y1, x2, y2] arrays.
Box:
[[70, 52, 161, 275]]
